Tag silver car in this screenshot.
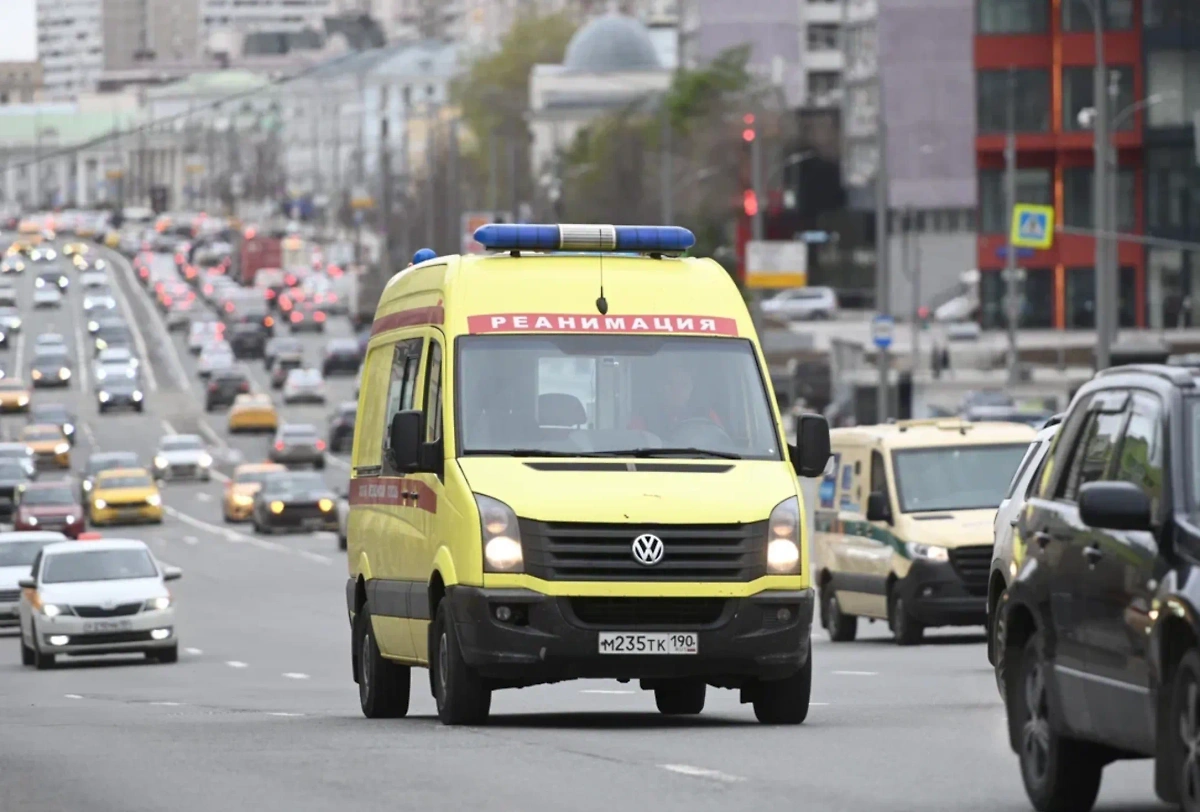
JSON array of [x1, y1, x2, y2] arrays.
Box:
[[761, 286, 839, 321], [281, 368, 327, 405], [0, 531, 66, 628], [153, 434, 213, 481], [0, 443, 37, 478], [268, 424, 326, 469], [17, 539, 180, 668], [33, 287, 63, 309]]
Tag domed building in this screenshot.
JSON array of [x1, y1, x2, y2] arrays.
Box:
[[528, 13, 674, 178]]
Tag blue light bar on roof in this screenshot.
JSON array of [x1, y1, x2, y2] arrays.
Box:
[[472, 224, 695, 255]]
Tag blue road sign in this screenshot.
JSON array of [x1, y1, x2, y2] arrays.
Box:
[[799, 230, 832, 244], [871, 314, 895, 351], [995, 246, 1035, 260]]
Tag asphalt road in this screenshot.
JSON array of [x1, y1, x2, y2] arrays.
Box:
[[0, 241, 1168, 812]]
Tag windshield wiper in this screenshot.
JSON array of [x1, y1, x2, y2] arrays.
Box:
[[463, 448, 612, 458], [596, 447, 744, 460]]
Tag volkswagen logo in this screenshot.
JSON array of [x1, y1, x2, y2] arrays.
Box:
[[631, 534, 664, 566]]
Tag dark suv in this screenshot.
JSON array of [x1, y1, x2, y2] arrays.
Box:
[[997, 364, 1200, 811], [229, 323, 267, 359], [205, 366, 251, 411]]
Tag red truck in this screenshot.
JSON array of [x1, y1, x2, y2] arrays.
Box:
[[233, 228, 283, 286]]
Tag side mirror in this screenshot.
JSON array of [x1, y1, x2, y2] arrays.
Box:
[[387, 410, 423, 471], [17, 577, 35, 589], [162, 565, 182, 582], [790, 413, 831, 478], [866, 491, 892, 524], [1079, 481, 1151, 532]]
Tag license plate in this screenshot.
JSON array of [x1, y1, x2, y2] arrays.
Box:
[[117, 508, 143, 519], [598, 632, 698, 655], [302, 518, 323, 530], [84, 620, 132, 633]]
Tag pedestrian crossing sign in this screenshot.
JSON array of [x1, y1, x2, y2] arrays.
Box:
[[1010, 203, 1055, 250]]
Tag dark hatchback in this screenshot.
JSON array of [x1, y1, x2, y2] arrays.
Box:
[[321, 339, 361, 376], [205, 367, 252, 411], [250, 471, 338, 534], [229, 323, 267, 359], [0, 459, 33, 520], [96, 375, 145, 413], [93, 321, 133, 356], [328, 401, 356, 453], [13, 480, 85, 538]]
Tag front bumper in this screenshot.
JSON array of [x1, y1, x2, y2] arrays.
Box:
[[155, 463, 211, 480], [261, 511, 338, 532], [31, 376, 70, 388], [282, 392, 326, 403], [0, 601, 18, 627], [229, 417, 277, 432], [893, 559, 986, 627], [0, 400, 29, 413], [32, 451, 70, 469], [225, 498, 255, 520], [34, 611, 175, 655], [91, 504, 163, 525], [269, 451, 323, 466], [98, 393, 144, 411], [442, 586, 814, 686]]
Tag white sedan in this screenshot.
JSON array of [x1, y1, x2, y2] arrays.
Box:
[[80, 270, 108, 289], [198, 342, 234, 379], [281, 368, 327, 405], [0, 531, 67, 629], [761, 286, 839, 321], [17, 538, 180, 668], [33, 287, 63, 309]]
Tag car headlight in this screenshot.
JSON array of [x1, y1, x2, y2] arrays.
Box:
[[41, 603, 71, 618], [318, 498, 334, 512], [83, 480, 93, 491], [88, 321, 99, 332], [34, 277, 44, 287], [31, 370, 42, 380], [198, 453, 212, 467], [95, 339, 107, 350], [58, 368, 70, 380], [63, 423, 74, 435], [908, 542, 950, 563], [16, 394, 28, 406], [233, 493, 253, 507], [98, 391, 111, 402], [11, 318, 20, 329], [58, 277, 68, 287], [25, 516, 38, 526], [475, 494, 523, 573], [269, 500, 285, 514], [132, 390, 143, 402], [147, 493, 162, 507], [153, 456, 167, 469], [144, 596, 171, 611], [54, 443, 70, 454], [93, 498, 107, 509], [766, 496, 802, 574], [63, 514, 76, 525]]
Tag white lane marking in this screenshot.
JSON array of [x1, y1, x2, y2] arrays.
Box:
[[833, 670, 878, 676], [183, 535, 199, 545], [581, 689, 635, 695], [281, 672, 310, 680], [64, 694, 83, 700], [161, 419, 176, 435], [811, 702, 830, 706], [71, 298, 91, 393], [198, 419, 228, 449], [184, 647, 203, 655], [266, 712, 305, 717], [163, 504, 288, 553], [149, 701, 182, 707], [107, 249, 159, 393], [296, 550, 333, 565], [659, 765, 744, 783], [325, 454, 350, 470], [195, 492, 213, 502], [81, 421, 96, 445], [14, 324, 25, 373], [225, 660, 249, 669]]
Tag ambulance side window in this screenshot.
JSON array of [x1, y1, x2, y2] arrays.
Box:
[[423, 340, 443, 444], [381, 337, 424, 475]]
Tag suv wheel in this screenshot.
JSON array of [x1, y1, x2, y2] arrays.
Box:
[[1167, 649, 1200, 811], [1009, 633, 1103, 812], [824, 588, 857, 642], [751, 639, 812, 724], [354, 604, 410, 718], [431, 601, 491, 725]]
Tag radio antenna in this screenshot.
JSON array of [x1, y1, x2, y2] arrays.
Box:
[[595, 253, 608, 315]]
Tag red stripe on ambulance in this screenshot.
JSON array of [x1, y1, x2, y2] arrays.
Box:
[[467, 313, 739, 336]]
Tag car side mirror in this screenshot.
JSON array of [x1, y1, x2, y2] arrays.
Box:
[[790, 413, 831, 478], [866, 491, 892, 524], [162, 565, 182, 582], [17, 577, 34, 589], [1079, 481, 1151, 532], [387, 410, 423, 471]]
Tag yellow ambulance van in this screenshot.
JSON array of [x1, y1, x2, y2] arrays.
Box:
[[346, 223, 831, 725], [813, 419, 1035, 645]]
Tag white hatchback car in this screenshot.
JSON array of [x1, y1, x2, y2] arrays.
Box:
[[281, 368, 327, 405], [761, 286, 839, 321], [0, 531, 67, 629], [17, 539, 181, 668]]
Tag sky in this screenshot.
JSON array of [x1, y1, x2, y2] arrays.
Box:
[[1, 0, 37, 62]]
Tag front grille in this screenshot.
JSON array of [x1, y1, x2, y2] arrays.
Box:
[[73, 602, 142, 618], [62, 630, 155, 645], [107, 498, 148, 507], [169, 464, 197, 477], [568, 597, 727, 627], [35, 517, 69, 529], [519, 519, 767, 582], [948, 545, 992, 595], [279, 502, 325, 521], [0, 589, 19, 603]]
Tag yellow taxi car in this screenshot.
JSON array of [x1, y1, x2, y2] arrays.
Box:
[[223, 462, 286, 522], [7, 238, 39, 257], [345, 224, 832, 726], [89, 467, 164, 525], [0, 379, 32, 413], [104, 230, 121, 249], [21, 424, 70, 469], [62, 242, 89, 258], [227, 393, 279, 433]]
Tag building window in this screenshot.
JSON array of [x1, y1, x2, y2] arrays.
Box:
[[979, 168, 1052, 233], [1147, 146, 1200, 233], [977, 0, 1048, 33], [1063, 166, 1136, 230], [1063, 66, 1134, 131], [807, 24, 840, 51], [807, 71, 841, 102], [980, 268, 1054, 328], [1062, 0, 1133, 31], [977, 69, 1051, 133], [1145, 0, 1200, 29], [1147, 50, 1200, 127]]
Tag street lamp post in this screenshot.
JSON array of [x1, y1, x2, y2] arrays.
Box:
[[1077, 0, 1110, 368]]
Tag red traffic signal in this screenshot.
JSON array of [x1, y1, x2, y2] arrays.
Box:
[[743, 189, 759, 217], [742, 128, 756, 143]]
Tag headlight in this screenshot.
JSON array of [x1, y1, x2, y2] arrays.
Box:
[[88, 321, 99, 332], [144, 596, 171, 611], [26, 516, 37, 526], [233, 493, 253, 507], [94, 498, 107, 509], [41, 603, 69, 618], [98, 391, 111, 402], [63, 423, 74, 435], [58, 368, 71, 380], [12, 318, 20, 329], [198, 453, 212, 467], [63, 514, 76, 525], [475, 494, 523, 573], [16, 395, 28, 406], [132, 390, 143, 402], [54, 443, 70, 454], [58, 277, 68, 287], [908, 542, 950, 563], [31, 370, 42, 380], [766, 496, 802, 574], [269, 500, 285, 514], [154, 456, 167, 469], [83, 480, 93, 491], [95, 339, 107, 350], [318, 498, 334, 512], [34, 277, 44, 287], [147, 493, 162, 507], [96, 369, 107, 380]]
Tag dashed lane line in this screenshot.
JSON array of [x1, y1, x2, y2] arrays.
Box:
[[281, 672, 310, 680], [225, 660, 249, 669], [325, 454, 350, 471], [266, 712, 305, 717], [106, 248, 159, 393], [163, 504, 287, 553], [64, 694, 83, 700], [659, 765, 745, 783], [184, 647, 203, 656], [833, 671, 878, 676], [296, 550, 333, 565], [198, 419, 228, 449], [195, 492, 213, 502], [149, 701, 183, 707]]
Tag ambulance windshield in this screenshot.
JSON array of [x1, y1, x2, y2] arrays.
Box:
[[457, 335, 781, 460]]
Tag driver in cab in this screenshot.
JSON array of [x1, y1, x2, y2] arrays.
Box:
[[629, 362, 724, 437]]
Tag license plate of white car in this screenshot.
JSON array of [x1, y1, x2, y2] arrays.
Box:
[[84, 620, 132, 633], [597, 632, 698, 655]]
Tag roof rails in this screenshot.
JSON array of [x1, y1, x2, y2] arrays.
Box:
[[1093, 363, 1197, 387]]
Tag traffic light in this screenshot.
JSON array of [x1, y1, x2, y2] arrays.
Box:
[[743, 189, 758, 217]]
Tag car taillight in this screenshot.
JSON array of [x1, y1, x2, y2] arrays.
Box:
[[314, 311, 326, 322], [328, 294, 338, 302], [203, 284, 213, 295], [239, 383, 249, 392], [162, 296, 172, 306], [275, 442, 285, 451], [265, 289, 276, 299], [264, 316, 275, 327], [175, 253, 184, 264], [315, 440, 326, 451], [208, 383, 218, 392], [285, 274, 296, 286], [290, 312, 302, 322], [225, 302, 234, 312]]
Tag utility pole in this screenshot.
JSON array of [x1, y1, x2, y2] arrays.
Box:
[[1091, 2, 1110, 369], [1105, 71, 1120, 348], [660, 102, 673, 225], [875, 79, 891, 423], [425, 105, 436, 249], [1004, 66, 1020, 383], [447, 118, 459, 253], [749, 112, 765, 336], [379, 88, 392, 277]]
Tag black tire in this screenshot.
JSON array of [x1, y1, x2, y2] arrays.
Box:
[[354, 604, 410, 719], [431, 600, 491, 725], [338, 533, 347, 551], [890, 593, 924, 646], [1008, 633, 1104, 812], [315, 459, 326, 470], [33, 644, 55, 670], [655, 681, 706, 715], [824, 588, 858, 642], [20, 638, 34, 666], [150, 645, 178, 664], [1166, 649, 1200, 811], [752, 639, 812, 724]]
